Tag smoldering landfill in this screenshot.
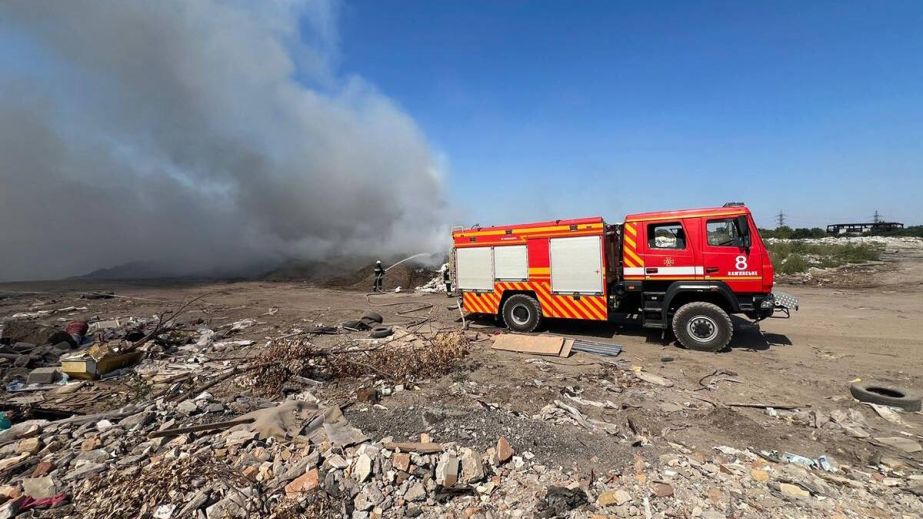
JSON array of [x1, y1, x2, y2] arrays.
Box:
[[0, 0, 448, 283], [0, 275, 921, 519]]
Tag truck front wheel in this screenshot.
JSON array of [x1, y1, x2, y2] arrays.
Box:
[[502, 294, 542, 333], [672, 302, 733, 352]]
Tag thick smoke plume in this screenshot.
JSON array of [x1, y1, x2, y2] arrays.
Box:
[[0, 0, 447, 281]]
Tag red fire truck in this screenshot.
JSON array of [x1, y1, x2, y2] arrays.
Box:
[[451, 203, 797, 351]]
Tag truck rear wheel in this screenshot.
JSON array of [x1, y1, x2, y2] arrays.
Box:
[[672, 302, 732, 352], [502, 294, 542, 333]]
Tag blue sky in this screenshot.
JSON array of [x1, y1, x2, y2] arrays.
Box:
[[337, 0, 923, 229]]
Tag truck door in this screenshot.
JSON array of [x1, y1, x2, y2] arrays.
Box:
[[701, 215, 763, 292], [638, 220, 701, 281]]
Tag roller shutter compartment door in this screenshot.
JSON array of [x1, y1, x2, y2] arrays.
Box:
[[456, 247, 494, 291], [493, 245, 528, 281], [549, 236, 603, 294]]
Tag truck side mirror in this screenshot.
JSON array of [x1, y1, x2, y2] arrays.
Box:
[[736, 215, 751, 249]]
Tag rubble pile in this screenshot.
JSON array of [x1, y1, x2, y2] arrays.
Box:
[[2, 391, 920, 518], [1, 316, 91, 386], [575, 442, 923, 519], [1, 309, 263, 413], [0, 391, 570, 518]]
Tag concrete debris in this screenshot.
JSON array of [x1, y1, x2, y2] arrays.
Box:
[[874, 436, 922, 453], [354, 453, 373, 482], [867, 403, 905, 424], [0, 388, 915, 519], [25, 367, 60, 385], [775, 481, 811, 498], [829, 408, 870, 438], [597, 488, 631, 507], [284, 468, 319, 497], [540, 400, 621, 435], [21, 476, 56, 499], [153, 504, 175, 518], [494, 436, 514, 465], [435, 452, 459, 486], [404, 481, 426, 502], [632, 366, 674, 387], [458, 447, 485, 484]]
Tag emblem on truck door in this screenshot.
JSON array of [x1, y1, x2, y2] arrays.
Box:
[[664, 257, 675, 266]]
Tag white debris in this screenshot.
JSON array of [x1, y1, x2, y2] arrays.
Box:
[[230, 319, 256, 331], [765, 236, 923, 250]]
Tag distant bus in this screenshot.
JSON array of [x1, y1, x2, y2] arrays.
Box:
[[826, 222, 904, 234]]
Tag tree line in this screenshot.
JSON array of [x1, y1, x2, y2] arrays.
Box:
[[759, 225, 923, 239]]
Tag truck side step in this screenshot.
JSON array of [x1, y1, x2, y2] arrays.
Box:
[[642, 321, 666, 329]]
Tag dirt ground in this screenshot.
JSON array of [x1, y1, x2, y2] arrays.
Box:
[[2, 247, 922, 483]]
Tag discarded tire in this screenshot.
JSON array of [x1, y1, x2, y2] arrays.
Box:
[[361, 311, 384, 324], [849, 382, 921, 412], [341, 319, 367, 331], [359, 317, 379, 328], [369, 326, 393, 339], [308, 325, 338, 335]]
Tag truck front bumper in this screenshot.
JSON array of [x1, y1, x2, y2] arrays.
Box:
[[749, 291, 799, 320], [768, 290, 799, 318]]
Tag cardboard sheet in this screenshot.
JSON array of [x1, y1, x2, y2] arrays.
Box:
[[491, 334, 573, 357]]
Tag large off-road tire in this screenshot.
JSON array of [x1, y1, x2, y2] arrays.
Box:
[[672, 302, 733, 352], [502, 294, 542, 333], [850, 382, 921, 411]]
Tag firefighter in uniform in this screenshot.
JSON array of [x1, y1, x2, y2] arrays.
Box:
[[373, 260, 385, 292], [441, 263, 452, 296]]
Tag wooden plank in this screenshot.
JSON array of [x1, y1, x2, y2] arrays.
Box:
[[382, 442, 445, 454], [149, 418, 255, 439], [559, 339, 574, 358], [491, 334, 565, 356]]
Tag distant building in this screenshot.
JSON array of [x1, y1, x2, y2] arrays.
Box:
[[826, 222, 904, 234]]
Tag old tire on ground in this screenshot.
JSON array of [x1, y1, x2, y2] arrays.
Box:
[[341, 319, 367, 331], [360, 317, 379, 328], [672, 302, 733, 352], [369, 326, 393, 339], [502, 294, 542, 333], [361, 311, 384, 324], [849, 382, 921, 412]]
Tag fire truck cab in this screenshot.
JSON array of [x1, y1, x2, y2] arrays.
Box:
[[451, 204, 796, 352]]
